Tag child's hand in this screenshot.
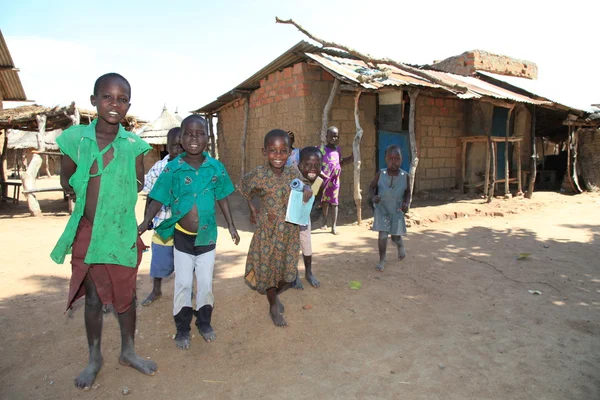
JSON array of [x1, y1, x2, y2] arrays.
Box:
[[249, 209, 257, 225], [372, 195, 381, 204], [302, 185, 313, 203], [138, 222, 148, 236], [229, 226, 241, 245], [401, 202, 409, 213]]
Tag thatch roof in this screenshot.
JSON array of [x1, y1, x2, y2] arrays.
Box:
[[7, 128, 62, 150], [138, 106, 182, 145], [0, 103, 146, 131]]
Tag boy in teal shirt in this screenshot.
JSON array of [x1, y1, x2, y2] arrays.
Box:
[[52, 73, 157, 389], [139, 115, 240, 350]]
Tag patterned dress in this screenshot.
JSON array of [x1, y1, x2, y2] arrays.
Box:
[[238, 164, 304, 293], [372, 169, 408, 236], [320, 145, 342, 205]]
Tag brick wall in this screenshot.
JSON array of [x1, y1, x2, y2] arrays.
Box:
[[414, 95, 466, 191], [431, 50, 537, 80]]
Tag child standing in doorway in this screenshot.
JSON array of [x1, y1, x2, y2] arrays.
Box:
[[238, 129, 312, 327], [369, 144, 411, 272], [141, 127, 182, 306], [139, 115, 240, 350], [51, 73, 157, 389], [320, 126, 353, 235]]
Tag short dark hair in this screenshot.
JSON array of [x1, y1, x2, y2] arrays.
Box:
[[93, 73, 131, 97], [264, 129, 290, 148], [299, 146, 322, 162], [385, 144, 402, 156], [167, 127, 181, 139], [181, 114, 208, 130]]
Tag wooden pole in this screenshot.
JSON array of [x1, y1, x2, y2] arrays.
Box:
[[504, 107, 513, 195], [566, 125, 575, 193], [352, 91, 364, 224], [484, 139, 490, 196], [207, 114, 216, 158], [525, 105, 536, 199], [0, 129, 7, 199], [488, 141, 496, 202], [461, 141, 467, 194], [407, 89, 419, 209], [572, 128, 583, 193], [321, 78, 340, 145], [240, 97, 250, 178], [516, 141, 522, 194]]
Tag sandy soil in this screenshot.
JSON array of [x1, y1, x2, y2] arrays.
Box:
[[0, 177, 599, 399]]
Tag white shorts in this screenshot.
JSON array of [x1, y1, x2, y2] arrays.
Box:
[[300, 220, 312, 256]]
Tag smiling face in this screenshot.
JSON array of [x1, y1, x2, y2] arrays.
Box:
[[90, 77, 131, 126], [181, 119, 208, 156], [385, 148, 402, 172], [299, 152, 322, 183], [263, 136, 290, 172]]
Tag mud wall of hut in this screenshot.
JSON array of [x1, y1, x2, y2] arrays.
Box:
[[578, 128, 600, 192]]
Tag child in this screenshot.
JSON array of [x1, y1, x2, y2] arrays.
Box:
[[141, 127, 182, 306], [51, 73, 157, 389], [292, 146, 323, 289], [138, 115, 239, 350], [369, 144, 411, 272], [320, 126, 353, 235], [285, 130, 300, 168], [238, 129, 312, 327]]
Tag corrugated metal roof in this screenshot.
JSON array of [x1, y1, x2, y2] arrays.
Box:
[[0, 30, 27, 102]]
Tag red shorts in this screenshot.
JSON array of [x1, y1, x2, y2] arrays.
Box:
[[66, 217, 145, 314]]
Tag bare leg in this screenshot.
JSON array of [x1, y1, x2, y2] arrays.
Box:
[[117, 298, 157, 375], [392, 235, 406, 260], [331, 205, 339, 235], [292, 270, 304, 290], [304, 255, 320, 287], [267, 287, 287, 327], [377, 236, 387, 271], [74, 273, 103, 390], [142, 278, 162, 306], [321, 202, 330, 230]]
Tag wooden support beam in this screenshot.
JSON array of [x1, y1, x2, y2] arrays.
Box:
[[484, 139, 490, 197], [516, 141, 522, 194], [321, 78, 340, 145], [488, 142, 496, 202], [461, 141, 467, 194], [525, 105, 536, 199], [240, 97, 250, 178], [407, 89, 419, 209], [352, 91, 364, 224], [504, 107, 513, 195]]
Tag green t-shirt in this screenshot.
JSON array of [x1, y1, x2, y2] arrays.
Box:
[[149, 153, 235, 246], [50, 120, 151, 267]]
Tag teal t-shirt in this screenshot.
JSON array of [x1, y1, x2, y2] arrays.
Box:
[[149, 153, 235, 246]]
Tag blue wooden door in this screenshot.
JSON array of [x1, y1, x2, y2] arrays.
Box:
[[378, 130, 411, 172], [492, 107, 509, 178]]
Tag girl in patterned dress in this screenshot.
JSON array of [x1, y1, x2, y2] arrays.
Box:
[[369, 145, 411, 272], [238, 129, 312, 327], [320, 126, 353, 235]]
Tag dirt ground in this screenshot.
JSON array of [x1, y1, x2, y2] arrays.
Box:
[[1, 177, 599, 400]]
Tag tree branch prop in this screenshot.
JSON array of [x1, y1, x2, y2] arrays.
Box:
[[321, 78, 340, 145], [352, 91, 364, 224], [275, 17, 468, 94]]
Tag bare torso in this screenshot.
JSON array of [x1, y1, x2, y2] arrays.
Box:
[[84, 132, 116, 223]]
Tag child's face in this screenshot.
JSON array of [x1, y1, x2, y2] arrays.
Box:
[[181, 121, 208, 155], [299, 153, 322, 182], [385, 149, 402, 171], [326, 129, 339, 146], [90, 78, 131, 125], [263, 136, 290, 171], [166, 135, 182, 159]]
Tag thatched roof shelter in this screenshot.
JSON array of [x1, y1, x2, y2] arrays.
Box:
[[138, 106, 182, 145], [7, 128, 62, 150], [0, 103, 146, 132]]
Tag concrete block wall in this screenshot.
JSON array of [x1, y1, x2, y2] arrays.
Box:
[[431, 50, 537, 80], [414, 95, 466, 191]]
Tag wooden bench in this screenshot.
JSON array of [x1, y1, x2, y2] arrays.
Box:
[[0, 181, 22, 204]]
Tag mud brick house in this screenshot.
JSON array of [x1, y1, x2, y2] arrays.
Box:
[[194, 41, 590, 209]]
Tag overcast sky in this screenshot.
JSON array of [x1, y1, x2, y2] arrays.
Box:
[[2, 0, 598, 122]]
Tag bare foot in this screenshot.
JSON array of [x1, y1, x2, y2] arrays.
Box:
[[198, 326, 216, 343], [119, 352, 158, 374], [269, 304, 287, 327], [321, 224, 328, 231], [174, 332, 191, 350], [276, 296, 285, 314], [306, 273, 320, 288], [397, 245, 406, 260], [292, 277, 304, 290], [142, 290, 162, 306], [74, 357, 103, 390], [376, 260, 386, 272], [331, 228, 340, 235]]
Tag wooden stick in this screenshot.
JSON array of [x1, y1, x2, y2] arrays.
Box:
[[572, 128, 582, 193], [566, 125, 575, 193], [275, 17, 468, 94], [407, 89, 419, 208], [321, 78, 340, 145], [207, 114, 216, 158], [352, 91, 363, 224], [516, 140, 522, 194], [240, 98, 250, 178], [21, 154, 43, 216], [461, 141, 467, 194], [488, 142, 496, 202], [504, 108, 513, 195], [525, 105, 536, 199], [484, 137, 490, 197]]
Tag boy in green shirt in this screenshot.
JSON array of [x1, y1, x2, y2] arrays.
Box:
[[52, 73, 157, 389], [139, 115, 240, 350]]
